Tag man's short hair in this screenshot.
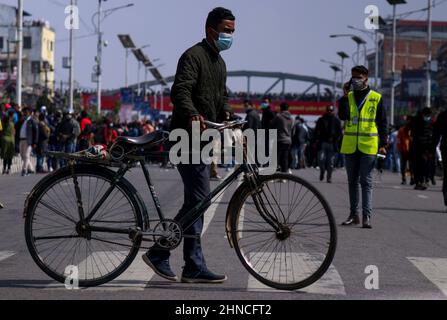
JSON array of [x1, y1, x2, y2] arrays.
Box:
[[206, 7, 235, 30], [352, 65, 369, 76], [280, 103, 289, 111]]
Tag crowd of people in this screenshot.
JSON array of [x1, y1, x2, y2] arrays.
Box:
[[241, 97, 447, 192], [0, 102, 170, 176]]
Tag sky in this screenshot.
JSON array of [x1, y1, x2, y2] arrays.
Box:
[[2, 0, 447, 94]]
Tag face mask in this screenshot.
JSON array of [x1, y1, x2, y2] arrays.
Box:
[[213, 30, 233, 52], [424, 116, 431, 122], [352, 78, 366, 91], [261, 103, 270, 109]]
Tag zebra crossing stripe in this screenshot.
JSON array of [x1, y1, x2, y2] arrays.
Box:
[[408, 257, 447, 297], [46, 251, 154, 291], [0, 251, 15, 262], [246, 252, 346, 295]]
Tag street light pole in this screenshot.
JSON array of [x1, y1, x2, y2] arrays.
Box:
[[16, 0, 23, 106], [427, 0, 433, 108], [96, 0, 103, 115], [68, 0, 76, 114], [391, 4, 397, 126], [388, 0, 406, 126]]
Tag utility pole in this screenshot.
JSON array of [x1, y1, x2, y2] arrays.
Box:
[[68, 0, 76, 114], [16, 0, 23, 106], [96, 0, 103, 115], [391, 4, 397, 126], [427, 0, 433, 108]]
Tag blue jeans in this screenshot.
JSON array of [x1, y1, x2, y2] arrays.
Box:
[[150, 164, 210, 273], [345, 151, 377, 218], [60, 141, 76, 167]]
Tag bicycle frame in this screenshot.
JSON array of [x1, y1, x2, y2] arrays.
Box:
[[78, 160, 251, 240]]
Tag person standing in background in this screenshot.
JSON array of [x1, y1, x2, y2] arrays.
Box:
[[339, 66, 388, 229], [261, 97, 275, 159], [314, 105, 342, 183], [270, 103, 293, 173], [1, 110, 16, 175], [411, 108, 433, 191], [36, 113, 50, 174], [397, 116, 413, 185], [19, 107, 38, 177]]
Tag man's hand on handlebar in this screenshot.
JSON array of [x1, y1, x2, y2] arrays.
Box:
[[190, 115, 207, 131]]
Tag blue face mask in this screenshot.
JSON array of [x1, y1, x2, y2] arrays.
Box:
[[214, 31, 233, 52]]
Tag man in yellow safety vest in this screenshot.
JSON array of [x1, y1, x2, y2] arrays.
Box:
[[339, 66, 388, 229]]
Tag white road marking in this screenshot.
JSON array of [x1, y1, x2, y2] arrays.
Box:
[[408, 257, 447, 297], [45, 251, 154, 291], [247, 252, 346, 296], [203, 169, 240, 236], [417, 195, 429, 199], [0, 251, 15, 262]]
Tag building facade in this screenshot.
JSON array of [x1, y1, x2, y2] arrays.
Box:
[[0, 3, 55, 95]]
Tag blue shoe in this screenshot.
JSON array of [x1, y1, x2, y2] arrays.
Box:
[[181, 269, 227, 284], [142, 252, 178, 282]]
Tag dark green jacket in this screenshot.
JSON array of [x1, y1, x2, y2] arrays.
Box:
[[170, 39, 231, 131]]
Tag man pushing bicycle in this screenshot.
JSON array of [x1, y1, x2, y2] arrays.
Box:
[[142, 7, 236, 284]]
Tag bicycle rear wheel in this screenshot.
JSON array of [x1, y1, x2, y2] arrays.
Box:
[[24, 165, 143, 287], [230, 173, 337, 291]]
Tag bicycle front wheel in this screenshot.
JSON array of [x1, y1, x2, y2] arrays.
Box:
[[24, 165, 144, 287], [230, 173, 337, 291]]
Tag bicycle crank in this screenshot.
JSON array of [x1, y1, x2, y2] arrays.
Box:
[[152, 220, 183, 250]]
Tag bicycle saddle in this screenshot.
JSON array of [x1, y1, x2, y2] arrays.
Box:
[[116, 131, 169, 147]]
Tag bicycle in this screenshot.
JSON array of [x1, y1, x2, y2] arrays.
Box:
[[24, 120, 337, 291]]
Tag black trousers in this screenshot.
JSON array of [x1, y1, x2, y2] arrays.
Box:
[[413, 147, 430, 186], [278, 143, 291, 173]]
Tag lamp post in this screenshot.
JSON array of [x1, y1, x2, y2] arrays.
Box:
[[387, 0, 407, 126], [117, 34, 136, 88], [330, 34, 367, 65], [427, 0, 433, 108], [337, 51, 349, 91], [16, 0, 23, 106], [351, 36, 367, 65], [94, 2, 134, 115], [348, 20, 387, 89], [68, 0, 77, 114], [135, 44, 150, 95], [330, 65, 342, 109]]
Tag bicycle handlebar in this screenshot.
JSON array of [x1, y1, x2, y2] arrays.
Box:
[[203, 120, 247, 131]]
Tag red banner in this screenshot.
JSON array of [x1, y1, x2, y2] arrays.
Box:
[[82, 93, 331, 116]]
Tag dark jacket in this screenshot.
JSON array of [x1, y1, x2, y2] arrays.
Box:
[[338, 87, 388, 148], [261, 107, 276, 131], [244, 108, 261, 131], [433, 110, 447, 152], [412, 113, 433, 151], [292, 122, 310, 146], [23, 117, 38, 146], [57, 117, 80, 144], [170, 39, 231, 131], [270, 111, 293, 145], [315, 113, 342, 146]]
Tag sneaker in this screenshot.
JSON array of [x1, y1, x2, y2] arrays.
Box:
[[142, 253, 178, 282], [21, 170, 28, 177], [181, 269, 228, 284]]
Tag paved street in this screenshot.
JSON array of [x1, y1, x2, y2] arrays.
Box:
[[1, 165, 447, 300]]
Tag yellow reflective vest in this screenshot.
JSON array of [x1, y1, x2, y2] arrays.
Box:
[[340, 90, 382, 155]]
